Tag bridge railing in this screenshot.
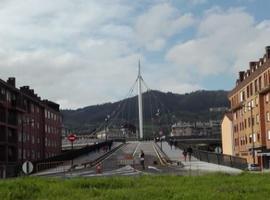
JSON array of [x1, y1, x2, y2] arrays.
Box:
[[174, 142, 247, 170], [193, 149, 247, 170]]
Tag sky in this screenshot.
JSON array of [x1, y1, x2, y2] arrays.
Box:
[[1, 0, 270, 109]]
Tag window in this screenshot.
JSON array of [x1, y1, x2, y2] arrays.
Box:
[[259, 76, 262, 90], [266, 94, 269, 103], [248, 102, 251, 110], [45, 125, 48, 133], [256, 114, 259, 124], [255, 79, 258, 93], [31, 104, 34, 113], [250, 83, 253, 96], [267, 112, 270, 122], [18, 133, 21, 142], [247, 85, 250, 98], [31, 150, 35, 160], [6, 91, 11, 102], [18, 149, 21, 159], [251, 100, 254, 108], [240, 91, 245, 102], [253, 133, 256, 142]]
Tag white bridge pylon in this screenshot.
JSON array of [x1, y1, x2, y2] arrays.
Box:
[[137, 60, 143, 140]]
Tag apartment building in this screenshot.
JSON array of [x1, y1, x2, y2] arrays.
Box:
[[0, 78, 62, 177], [228, 46, 270, 168]]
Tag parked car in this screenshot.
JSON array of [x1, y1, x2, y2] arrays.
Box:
[[248, 164, 261, 171]]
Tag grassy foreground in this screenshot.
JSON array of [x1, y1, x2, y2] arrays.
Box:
[[0, 173, 270, 200]]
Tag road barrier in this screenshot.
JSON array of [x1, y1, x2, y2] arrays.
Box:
[[34, 140, 113, 173]]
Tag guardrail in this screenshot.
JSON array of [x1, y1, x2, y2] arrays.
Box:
[[192, 149, 248, 170], [34, 141, 113, 172], [174, 143, 247, 170]]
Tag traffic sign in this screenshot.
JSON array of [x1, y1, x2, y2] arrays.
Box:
[[68, 134, 77, 142], [22, 161, 34, 175]]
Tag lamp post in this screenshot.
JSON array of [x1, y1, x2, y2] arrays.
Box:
[[105, 115, 110, 141], [242, 104, 255, 165], [156, 109, 163, 150]]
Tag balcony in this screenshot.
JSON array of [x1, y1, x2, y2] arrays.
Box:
[[259, 85, 270, 95], [231, 102, 243, 111]]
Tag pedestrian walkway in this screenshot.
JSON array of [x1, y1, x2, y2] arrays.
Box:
[[157, 142, 242, 174]]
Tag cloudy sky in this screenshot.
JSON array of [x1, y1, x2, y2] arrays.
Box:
[[1, 0, 270, 109]]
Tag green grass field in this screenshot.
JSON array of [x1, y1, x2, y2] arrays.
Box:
[[0, 173, 270, 200]]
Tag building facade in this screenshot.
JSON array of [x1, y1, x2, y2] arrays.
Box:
[[171, 120, 221, 137], [0, 78, 62, 177], [221, 113, 234, 155], [228, 46, 270, 168]]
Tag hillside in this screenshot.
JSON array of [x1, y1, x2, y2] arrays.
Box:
[[61, 90, 229, 134]]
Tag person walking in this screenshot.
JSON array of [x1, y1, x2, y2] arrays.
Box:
[[182, 149, 187, 162], [169, 140, 173, 150], [187, 146, 193, 162], [140, 150, 145, 170]]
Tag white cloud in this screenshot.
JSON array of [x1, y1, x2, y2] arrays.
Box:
[[158, 80, 202, 94], [135, 3, 195, 51], [166, 7, 270, 77], [0, 0, 140, 109], [1, 1, 269, 110]]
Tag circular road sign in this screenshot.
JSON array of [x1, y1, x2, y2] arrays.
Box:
[[22, 161, 34, 175], [68, 134, 77, 142]]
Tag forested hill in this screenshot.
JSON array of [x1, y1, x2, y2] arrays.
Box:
[[61, 90, 229, 133]]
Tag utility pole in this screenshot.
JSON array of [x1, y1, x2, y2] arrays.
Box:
[[138, 60, 143, 140]]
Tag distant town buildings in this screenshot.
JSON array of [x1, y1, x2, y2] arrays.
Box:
[[0, 77, 62, 178], [224, 46, 270, 168], [171, 120, 221, 137]]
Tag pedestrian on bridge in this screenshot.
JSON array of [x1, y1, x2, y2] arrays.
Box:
[[182, 149, 187, 162], [169, 140, 173, 150], [140, 150, 145, 170], [187, 146, 193, 162]]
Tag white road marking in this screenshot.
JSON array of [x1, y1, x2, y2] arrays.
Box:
[[133, 142, 141, 157]]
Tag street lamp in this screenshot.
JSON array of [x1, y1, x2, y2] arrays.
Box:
[[156, 109, 163, 150], [242, 103, 255, 165], [104, 115, 110, 141]]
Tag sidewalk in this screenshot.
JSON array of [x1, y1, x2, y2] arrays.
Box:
[[157, 142, 242, 174]]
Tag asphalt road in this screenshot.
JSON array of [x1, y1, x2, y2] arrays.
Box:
[[34, 141, 184, 178]]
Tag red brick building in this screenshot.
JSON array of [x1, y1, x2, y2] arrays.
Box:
[[0, 78, 62, 177], [228, 46, 270, 168]]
